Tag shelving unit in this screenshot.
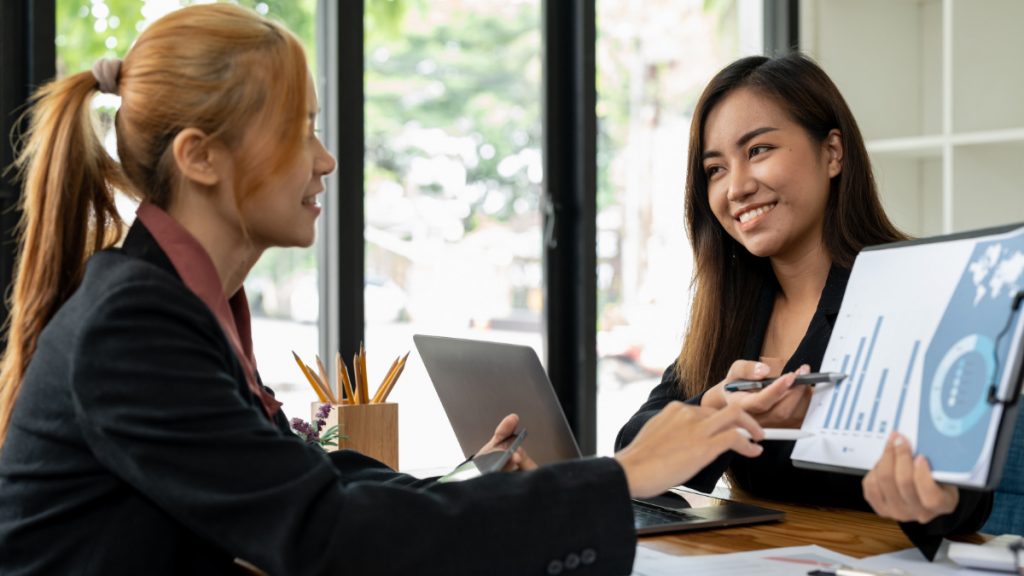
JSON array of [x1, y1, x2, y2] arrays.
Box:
[[800, 0, 1024, 237]]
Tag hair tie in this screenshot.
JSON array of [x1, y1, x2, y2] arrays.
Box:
[[91, 58, 122, 95]]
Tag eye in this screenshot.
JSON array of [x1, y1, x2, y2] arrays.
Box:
[[705, 165, 723, 179], [749, 144, 772, 158]]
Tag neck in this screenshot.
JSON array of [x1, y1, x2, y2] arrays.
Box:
[[165, 193, 262, 297], [770, 241, 832, 306]]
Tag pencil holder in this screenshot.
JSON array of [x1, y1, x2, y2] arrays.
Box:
[[313, 402, 399, 470]]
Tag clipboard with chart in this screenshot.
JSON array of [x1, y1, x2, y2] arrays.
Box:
[[792, 223, 1024, 489]]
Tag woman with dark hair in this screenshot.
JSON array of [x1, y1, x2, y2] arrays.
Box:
[[615, 53, 991, 558]]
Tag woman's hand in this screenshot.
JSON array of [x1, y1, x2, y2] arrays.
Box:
[[474, 413, 537, 472], [862, 432, 958, 524], [702, 360, 814, 429], [614, 402, 764, 498]]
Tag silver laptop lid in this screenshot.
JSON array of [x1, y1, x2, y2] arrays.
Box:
[[413, 335, 583, 466]]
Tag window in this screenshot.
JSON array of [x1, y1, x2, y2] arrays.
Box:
[[364, 0, 544, 470], [595, 0, 762, 454]]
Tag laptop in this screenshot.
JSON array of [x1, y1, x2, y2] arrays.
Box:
[[413, 334, 785, 535]]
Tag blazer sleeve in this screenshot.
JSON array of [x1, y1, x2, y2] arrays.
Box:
[[614, 365, 678, 451], [613, 364, 733, 493], [70, 278, 637, 576], [900, 489, 994, 560]]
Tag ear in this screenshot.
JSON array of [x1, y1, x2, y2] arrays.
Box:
[[171, 128, 227, 187], [824, 128, 843, 179]]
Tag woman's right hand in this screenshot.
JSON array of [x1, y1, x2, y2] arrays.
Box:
[[613, 402, 763, 498], [701, 360, 813, 429]]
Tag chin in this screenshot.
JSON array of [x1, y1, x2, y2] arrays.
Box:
[[270, 231, 317, 249], [293, 233, 316, 248], [736, 239, 780, 259]]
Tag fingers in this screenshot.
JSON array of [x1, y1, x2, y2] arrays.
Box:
[[863, 433, 957, 524], [724, 360, 771, 382], [715, 428, 765, 458], [863, 432, 897, 518], [739, 372, 797, 413], [703, 404, 764, 458], [515, 447, 538, 471], [708, 360, 771, 410], [705, 403, 763, 439], [892, 435, 924, 515], [614, 400, 757, 498], [912, 455, 958, 521], [491, 413, 519, 443], [476, 413, 520, 457], [761, 383, 812, 423]]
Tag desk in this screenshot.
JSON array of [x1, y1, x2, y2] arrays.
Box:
[[640, 488, 987, 559]]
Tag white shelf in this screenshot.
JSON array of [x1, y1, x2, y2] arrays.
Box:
[[802, 0, 1024, 237], [866, 128, 1024, 157]]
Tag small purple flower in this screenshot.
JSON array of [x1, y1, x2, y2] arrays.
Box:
[[290, 418, 316, 444], [292, 404, 337, 446], [315, 403, 333, 421]]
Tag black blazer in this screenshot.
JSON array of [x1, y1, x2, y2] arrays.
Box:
[[0, 222, 637, 576], [615, 266, 992, 559]]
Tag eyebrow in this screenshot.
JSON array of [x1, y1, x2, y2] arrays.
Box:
[[701, 126, 779, 161]]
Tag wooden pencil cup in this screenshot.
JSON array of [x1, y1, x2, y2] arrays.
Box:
[[313, 402, 399, 470]]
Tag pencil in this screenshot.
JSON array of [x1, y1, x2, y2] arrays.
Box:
[[377, 352, 409, 403], [315, 355, 332, 402], [306, 362, 337, 404], [336, 352, 355, 404], [371, 355, 401, 404], [352, 352, 364, 405], [292, 351, 328, 403], [358, 342, 369, 405]]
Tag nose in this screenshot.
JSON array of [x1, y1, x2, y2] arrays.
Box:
[[725, 162, 757, 203], [316, 139, 337, 177]]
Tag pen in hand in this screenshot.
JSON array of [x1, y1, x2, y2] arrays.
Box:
[[725, 372, 847, 393]]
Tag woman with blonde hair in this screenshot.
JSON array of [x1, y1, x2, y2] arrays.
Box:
[[0, 5, 767, 574]]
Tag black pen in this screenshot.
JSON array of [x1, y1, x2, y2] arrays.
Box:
[[725, 372, 847, 393]]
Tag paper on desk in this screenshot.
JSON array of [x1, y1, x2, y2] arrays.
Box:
[[631, 544, 857, 576], [858, 541, 1005, 576]]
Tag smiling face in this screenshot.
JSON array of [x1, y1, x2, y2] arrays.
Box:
[[239, 74, 337, 250], [701, 87, 842, 263]]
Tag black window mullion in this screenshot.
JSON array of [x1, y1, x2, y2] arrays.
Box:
[[764, 0, 799, 56], [320, 0, 365, 365], [542, 0, 597, 456], [0, 0, 55, 348]]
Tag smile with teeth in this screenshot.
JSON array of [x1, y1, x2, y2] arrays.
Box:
[[737, 203, 776, 224], [301, 195, 320, 207]]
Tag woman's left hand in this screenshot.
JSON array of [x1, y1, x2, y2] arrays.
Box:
[[475, 413, 538, 472], [862, 432, 958, 524]]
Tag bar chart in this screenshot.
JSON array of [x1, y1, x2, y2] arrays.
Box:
[[814, 315, 920, 440], [792, 223, 1024, 486]]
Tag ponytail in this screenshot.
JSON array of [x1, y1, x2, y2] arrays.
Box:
[[0, 71, 126, 445]]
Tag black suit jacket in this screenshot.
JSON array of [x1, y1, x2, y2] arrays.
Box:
[[615, 265, 992, 559], [0, 222, 637, 575]]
